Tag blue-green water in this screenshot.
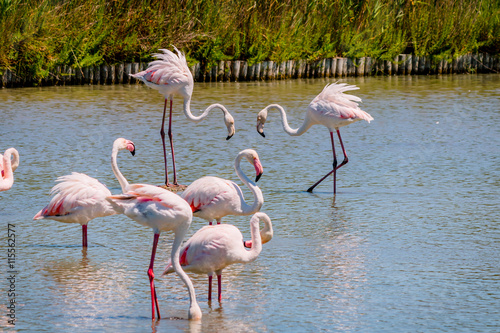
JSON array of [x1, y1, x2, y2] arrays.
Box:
[[1, 74, 499, 332]]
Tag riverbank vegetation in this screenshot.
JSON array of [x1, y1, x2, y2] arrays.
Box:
[[1, 0, 498, 83]]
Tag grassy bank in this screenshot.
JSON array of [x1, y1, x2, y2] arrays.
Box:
[[1, 0, 499, 84]]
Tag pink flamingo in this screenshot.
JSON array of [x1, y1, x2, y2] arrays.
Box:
[[256, 83, 373, 194], [33, 138, 135, 248], [106, 184, 202, 321], [131, 47, 236, 187], [0, 148, 19, 192], [163, 212, 273, 302], [181, 149, 264, 225]]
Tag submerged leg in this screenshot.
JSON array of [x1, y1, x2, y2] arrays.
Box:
[[160, 98, 170, 186], [167, 99, 178, 185], [307, 130, 349, 193], [148, 233, 161, 320], [217, 275, 222, 302], [82, 224, 88, 248], [208, 275, 213, 301]]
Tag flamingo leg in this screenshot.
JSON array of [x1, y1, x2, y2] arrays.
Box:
[[208, 275, 212, 301], [148, 233, 161, 320], [167, 99, 179, 185], [160, 98, 171, 186], [307, 130, 348, 193], [82, 224, 88, 248], [217, 275, 222, 302]]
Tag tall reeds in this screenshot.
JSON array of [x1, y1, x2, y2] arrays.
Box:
[[0, 0, 498, 84]]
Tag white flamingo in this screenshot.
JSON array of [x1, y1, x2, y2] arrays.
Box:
[[131, 46, 236, 187], [33, 138, 135, 247], [256, 83, 373, 194], [181, 149, 264, 225], [163, 212, 273, 302], [106, 184, 202, 321], [0, 148, 19, 192]]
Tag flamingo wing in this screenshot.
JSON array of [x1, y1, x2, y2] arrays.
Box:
[[131, 47, 191, 87], [181, 177, 237, 213], [34, 172, 112, 220], [311, 83, 373, 122]]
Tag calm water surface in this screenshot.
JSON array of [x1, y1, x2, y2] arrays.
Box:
[[1, 75, 499, 332]]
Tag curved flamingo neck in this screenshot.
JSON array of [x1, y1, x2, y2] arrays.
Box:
[[241, 215, 263, 262], [183, 99, 230, 124], [234, 153, 264, 216], [2, 150, 14, 180], [171, 225, 202, 320], [111, 146, 129, 192], [8, 149, 19, 172], [264, 104, 314, 136]]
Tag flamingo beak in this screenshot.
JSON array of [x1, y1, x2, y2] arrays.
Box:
[[259, 131, 265, 138], [254, 158, 263, 182], [126, 142, 136, 156], [226, 134, 233, 140]]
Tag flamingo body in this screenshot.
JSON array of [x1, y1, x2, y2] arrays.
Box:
[[33, 138, 136, 247], [131, 47, 235, 186], [181, 149, 264, 225], [0, 148, 19, 192], [106, 183, 202, 321], [256, 83, 373, 193], [163, 212, 272, 302]]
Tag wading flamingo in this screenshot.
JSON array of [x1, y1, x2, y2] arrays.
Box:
[[0, 148, 19, 192], [181, 149, 264, 225], [131, 46, 236, 187], [163, 212, 273, 302], [106, 185, 202, 321], [33, 138, 135, 248], [256, 83, 373, 194]]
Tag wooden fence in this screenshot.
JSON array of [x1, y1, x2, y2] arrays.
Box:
[[1, 53, 498, 88]]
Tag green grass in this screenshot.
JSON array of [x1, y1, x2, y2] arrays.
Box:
[[1, 0, 499, 83]]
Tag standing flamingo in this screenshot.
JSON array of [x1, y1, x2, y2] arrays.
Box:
[[0, 148, 19, 192], [256, 83, 373, 194], [131, 46, 236, 188], [106, 184, 202, 321], [33, 138, 135, 248], [163, 212, 273, 302], [181, 149, 264, 225]]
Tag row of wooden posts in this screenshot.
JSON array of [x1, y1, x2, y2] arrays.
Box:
[[1, 53, 498, 88]]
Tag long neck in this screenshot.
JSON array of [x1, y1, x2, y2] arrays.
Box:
[[265, 104, 314, 136], [9, 149, 19, 172], [2, 151, 14, 180], [234, 155, 264, 216], [240, 217, 263, 263], [171, 225, 202, 320], [111, 147, 129, 192], [183, 99, 229, 124]]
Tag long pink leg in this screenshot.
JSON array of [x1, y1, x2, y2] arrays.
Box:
[[82, 225, 88, 248], [167, 99, 179, 185], [208, 275, 212, 301], [160, 99, 171, 186], [148, 233, 161, 320], [217, 275, 222, 302], [307, 130, 349, 193]]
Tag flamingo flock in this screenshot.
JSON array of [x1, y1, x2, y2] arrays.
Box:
[[2, 46, 373, 322]]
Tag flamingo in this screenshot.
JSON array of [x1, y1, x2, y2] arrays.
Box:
[[0, 148, 19, 192], [131, 46, 236, 187], [33, 138, 135, 248], [256, 83, 373, 194], [106, 184, 202, 321], [163, 212, 273, 302], [181, 149, 264, 226]]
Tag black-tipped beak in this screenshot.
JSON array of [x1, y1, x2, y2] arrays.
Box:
[[130, 144, 136, 156], [255, 173, 262, 183], [259, 131, 266, 138], [226, 134, 233, 140]]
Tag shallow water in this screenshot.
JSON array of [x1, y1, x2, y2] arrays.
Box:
[[1, 74, 499, 332]]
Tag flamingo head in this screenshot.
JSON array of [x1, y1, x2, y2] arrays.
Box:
[[243, 149, 264, 182], [256, 109, 268, 138], [114, 138, 136, 156], [224, 113, 235, 140]]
